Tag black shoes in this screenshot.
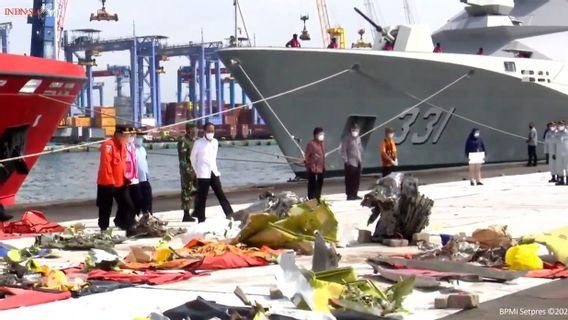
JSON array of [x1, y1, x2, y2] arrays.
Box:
[[182, 209, 196, 222], [470, 181, 483, 186], [476, 181, 483, 185], [347, 196, 363, 201]]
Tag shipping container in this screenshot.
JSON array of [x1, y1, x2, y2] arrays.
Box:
[[95, 117, 117, 127], [72, 117, 91, 127], [103, 126, 116, 136]]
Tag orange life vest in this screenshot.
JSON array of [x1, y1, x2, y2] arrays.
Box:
[[97, 138, 126, 187]]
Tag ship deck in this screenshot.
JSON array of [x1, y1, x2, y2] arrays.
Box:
[[2, 163, 567, 320]]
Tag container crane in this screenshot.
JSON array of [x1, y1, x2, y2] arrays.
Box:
[[56, 0, 68, 58], [29, 0, 57, 58], [0, 23, 12, 53]]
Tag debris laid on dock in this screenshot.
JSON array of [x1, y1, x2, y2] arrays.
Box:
[[230, 191, 301, 224], [361, 173, 433, 242], [235, 199, 338, 254]]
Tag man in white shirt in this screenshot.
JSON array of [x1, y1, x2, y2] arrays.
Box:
[[190, 122, 234, 222]]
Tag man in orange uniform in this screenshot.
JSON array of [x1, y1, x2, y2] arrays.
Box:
[[97, 125, 136, 235], [380, 127, 398, 177]]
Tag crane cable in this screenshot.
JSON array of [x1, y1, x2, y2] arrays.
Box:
[[0, 66, 352, 164]]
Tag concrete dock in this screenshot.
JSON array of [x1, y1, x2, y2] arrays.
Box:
[[2, 163, 567, 320]]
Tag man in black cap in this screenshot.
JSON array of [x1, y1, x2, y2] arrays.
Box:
[[96, 125, 137, 235]]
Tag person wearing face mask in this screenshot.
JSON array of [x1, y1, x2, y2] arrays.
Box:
[[135, 128, 153, 215], [526, 122, 538, 167], [554, 121, 568, 185], [380, 127, 398, 177], [304, 127, 326, 202], [190, 122, 234, 223], [96, 125, 137, 235], [178, 123, 199, 222], [464, 128, 486, 186], [125, 128, 142, 217], [340, 124, 363, 200], [543, 122, 554, 165], [545, 122, 557, 182]]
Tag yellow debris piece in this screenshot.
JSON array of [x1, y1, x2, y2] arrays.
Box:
[[521, 225, 568, 265], [505, 244, 543, 271]]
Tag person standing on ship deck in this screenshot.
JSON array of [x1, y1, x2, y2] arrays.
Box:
[[305, 127, 326, 202], [380, 127, 398, 178], [286, 34, 301, 48], [465, 128, 486, 186], [434, 42, 443, 53], [96, 125, 137, 235], [178, 123, 199, 222], [327, 38, 338, 49], [526, 122, 538, 167], [191, 122, 234, 223], [341, 124, 363, 200], [135, 128, 153, 215]]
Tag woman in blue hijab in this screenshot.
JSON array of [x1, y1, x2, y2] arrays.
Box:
[[465, 128, 486, 186]]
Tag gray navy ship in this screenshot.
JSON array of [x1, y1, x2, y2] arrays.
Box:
[[218, 0, 568, 177]]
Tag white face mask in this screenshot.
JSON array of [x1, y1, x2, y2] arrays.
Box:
[[205, 132, 214, 140], [351, 130, 359, 138], [135, 137, 144, 146], [317, 134, 325, 142], [388, 133, 394, 139], [474, 132, 480, 138], [559, 126, 566, 131], [127, 135, 135, 143]]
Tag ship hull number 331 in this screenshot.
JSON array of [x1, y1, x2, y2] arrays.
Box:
[[394, 106, 456, 145]]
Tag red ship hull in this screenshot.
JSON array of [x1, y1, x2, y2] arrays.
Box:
[[0, 54, 85, 206]]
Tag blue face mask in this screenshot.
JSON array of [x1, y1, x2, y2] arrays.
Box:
[[135, 137, 144, 146]]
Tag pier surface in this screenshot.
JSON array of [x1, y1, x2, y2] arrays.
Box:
[[2, 163, 567, 320]]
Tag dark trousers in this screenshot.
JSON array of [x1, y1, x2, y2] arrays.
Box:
[[344, 164, 361, 199], [193, 173, 233, 223], [382, 165, 395, 178], [128, 184, 142, 216], [528, 146, 537, 166], [96, 185, 135, 231], [545, 153, 550, 165], [307, 171, 324, 201], [139, 181, 153, 214]]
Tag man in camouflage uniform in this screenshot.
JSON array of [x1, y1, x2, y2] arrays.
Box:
[[178, 123, 199, 222]]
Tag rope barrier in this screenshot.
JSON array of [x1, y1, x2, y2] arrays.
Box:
[[0, 67, 351, 164], [236, 64, 353, 157], [326, 70, 474, 157], [146, 151, 293, 166]]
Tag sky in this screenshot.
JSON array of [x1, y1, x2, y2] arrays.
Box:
[[1, 0, 465, 106]]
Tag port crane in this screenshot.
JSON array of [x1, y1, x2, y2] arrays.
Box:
[[315, 0, 345, 48]]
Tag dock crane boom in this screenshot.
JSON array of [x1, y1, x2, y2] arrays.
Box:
[[315, 0, 331, 46], [56, 0, 68, 58], [363, 0, 379, 42]]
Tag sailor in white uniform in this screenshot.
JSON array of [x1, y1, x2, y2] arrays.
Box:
[[545, 122, 557, 183], [554, 121, 568, 185]]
